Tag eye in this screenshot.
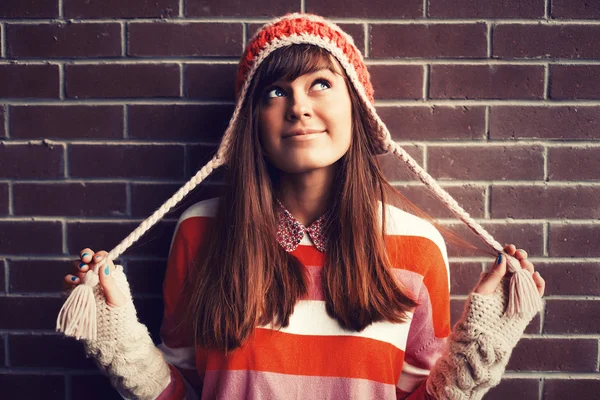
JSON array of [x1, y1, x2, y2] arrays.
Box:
[[265, 87, 286, 99], [312, 78, 331, 91]]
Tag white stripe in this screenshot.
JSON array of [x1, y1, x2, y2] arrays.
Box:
[[158, 343, 197, 370], [397, 361, 430, 392], [258, 300, 412, 351]]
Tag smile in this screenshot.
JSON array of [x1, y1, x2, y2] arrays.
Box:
[[283, 131, 326, 141]]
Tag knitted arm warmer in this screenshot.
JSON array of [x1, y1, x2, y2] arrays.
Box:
[[425, 279, 539, 400], [82, 266, 172, 400]]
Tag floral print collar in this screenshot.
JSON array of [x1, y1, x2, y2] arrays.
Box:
[[275, 198, 329, 253]]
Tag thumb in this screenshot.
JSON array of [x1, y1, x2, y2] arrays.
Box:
[[474, 253, 507, 295], [98, 260, 127, 307]]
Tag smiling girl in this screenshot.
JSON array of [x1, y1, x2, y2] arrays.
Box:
[[62, 13, 544, 400]]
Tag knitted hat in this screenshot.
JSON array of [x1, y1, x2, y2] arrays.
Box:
[[57, 13, 542, 341]]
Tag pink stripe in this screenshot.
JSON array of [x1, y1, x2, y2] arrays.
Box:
[[201, 369, 397, 400]]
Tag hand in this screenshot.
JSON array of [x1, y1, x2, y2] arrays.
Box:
[[473, 244, 545, 297], [64, 248, 127, 307]]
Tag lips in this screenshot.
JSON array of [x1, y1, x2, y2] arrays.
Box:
[[283, 128, 325, 138]]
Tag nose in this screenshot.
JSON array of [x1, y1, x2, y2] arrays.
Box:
[[286, 91, 312, 121]]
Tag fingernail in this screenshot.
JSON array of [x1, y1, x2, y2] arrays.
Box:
[[95, 255, 102, 260], [71, 276, 78, 282], [79, 262, 86, 269], [81, 252, 89, 259], [104, 265, 110, 276], [497, 253, 503, 264]]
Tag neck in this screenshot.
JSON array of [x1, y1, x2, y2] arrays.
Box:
[[276, 164, 338, 226]]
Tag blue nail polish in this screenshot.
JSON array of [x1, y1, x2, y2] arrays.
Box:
[[81, 252, 89, 259], [95, 255, 102, 260], [79, 262, 86, 269], [497, 253, 503, 264], [104, 265, 110, 276], [71, 276, 77, 282]]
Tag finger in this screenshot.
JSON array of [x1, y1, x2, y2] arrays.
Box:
[[64, 274, 80, 286], [520, 258, 535, 275], [98, 258, 126, 307], [474, 253, 507, 295], [79, 248, 95, 264], [503, 244, 517, 256], [514, 248, 528, 260], [533, 271, 545, 297], [73, 259, 90, 273]]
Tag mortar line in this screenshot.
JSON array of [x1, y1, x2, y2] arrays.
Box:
[[545, 0, 551, 19], [4, 332, 9, 367], [300, 0, 306, 13], [539, 377, 544, 400], [486, 22, 493, 58], [58, 0, 64, 19], [485, 106, 490, 140], [421, 145, 428, 171], [123, 105, 128, 138], [543, 145, 549, 181], [543, 222, 549, 257], [423, 64, 429, 100], [4, 104, 10, 138], [126, 182, 132, 217], [121, 22, 127, 57], [4, 259, 9, 294], [59, 63, 65, 100], [544, 63, 550, 100], [7, 182, 13, 216], [179, 0, 185, 17], [62, 220, 68, 255], [179, 63, 184, 97], [63, 143, 69, 178], [242, 23, 247, 51], [1, 23, 5, 58], [484, 185, 490, 219], [423, 0, 428, 18]]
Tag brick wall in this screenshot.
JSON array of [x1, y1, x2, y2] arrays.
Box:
[[0, 0, 599, 399]]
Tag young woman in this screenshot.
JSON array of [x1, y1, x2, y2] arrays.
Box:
[[63, 13, 544, 400]]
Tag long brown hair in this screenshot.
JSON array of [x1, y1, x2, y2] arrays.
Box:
[[188, 44, 418, 352]]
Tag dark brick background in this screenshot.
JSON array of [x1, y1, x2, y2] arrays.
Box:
[[0, 1, 598, 399]]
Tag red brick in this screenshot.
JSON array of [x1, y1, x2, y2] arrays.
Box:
[[370, 65, 423, 100], [127, 259, 167, 296], [429, 0, 544, 18], [449, 262, 482, 295], [370, 24, 487, 58], [548, 147, 600, 181], [544, 379, 600, 400], [67, 220, 176, 258], [6, 23, 121, 58], [0, 297, 63, 329], [13, 182, 127, 217], [428, 145, 544, 181], [0, 221, 62, 255], [429, 64, 544, 100], [9, 259, 71, 293], [490, 106, 600, 140], [10, 105, 123, 139], [129, 22, 243, 57], [0, 0, 58, 18], [246, 23, 366, 54], [134, 297, 163, 339], [399, 185, 485, 219], [69, 144, 184, 179], [551, 0, 600, 19], [187, 0, 297, 17], [0, 143, 64, 179], [378, 106, 486, 140], [536, 262, 600, 296], [550, 65, 600, 99], [446, 222, 544, 257], [65, 0, 178, 18], [71, 374, 122, 400], [0, 183, 8, 216], [9, 334, 96, 369], [0, 64, 59, 98], [377, 145, 423, 182], [130, 182, 223, 219], [66, 64, 180, 99], [493, 24, 600, 59], [491, 186, 600, 219], [0, 106, 5, 138], [507, 338, 597, 372], [185, 63, 237, 100], [0, 374, 65, 399], [545, 300, 600, 334], [186, 144, 225, 180], [485, 378, 540, 400], [128, 105, 233, 142], [549, 224, 600, 257], [0, 261, 5, 293], [307, 0, 421, 18]]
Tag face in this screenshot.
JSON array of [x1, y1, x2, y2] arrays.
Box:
[[257, 61, 353, 175]]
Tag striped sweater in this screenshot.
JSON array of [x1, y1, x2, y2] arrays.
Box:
[[155, 197, 450, 400]]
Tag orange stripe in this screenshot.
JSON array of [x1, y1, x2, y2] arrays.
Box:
[[203, 329, 404, 384]]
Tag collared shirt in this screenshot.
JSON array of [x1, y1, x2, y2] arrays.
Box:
[[275, 198, 328, 253]]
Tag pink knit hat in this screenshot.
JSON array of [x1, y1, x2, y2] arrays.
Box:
[[57, 13, 542, 341]]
